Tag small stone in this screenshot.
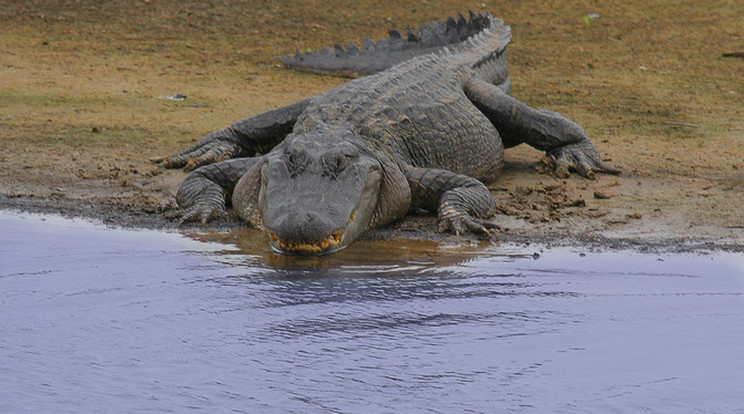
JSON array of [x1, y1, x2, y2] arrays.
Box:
[[593, 191, 611, 199], [514, 186, 532, 196], [568, 199, 586, 207]]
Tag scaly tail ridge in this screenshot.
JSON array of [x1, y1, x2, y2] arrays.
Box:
[[281, 11, 509, 77]]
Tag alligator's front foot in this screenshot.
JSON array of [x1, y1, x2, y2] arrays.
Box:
[[438, 202, 497, 238], [150, 130, 244, 171], [166, 200, 228, 226], [547, 139, 620, 179], [167, 171, 230, 225]]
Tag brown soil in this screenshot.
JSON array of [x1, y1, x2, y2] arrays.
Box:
[[1, 0, 743, 252]]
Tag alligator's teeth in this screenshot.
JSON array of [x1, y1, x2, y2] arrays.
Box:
[[269, 231, 345, 254]]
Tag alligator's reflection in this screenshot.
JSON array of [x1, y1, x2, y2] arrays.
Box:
[[183, 227, 536, 271]]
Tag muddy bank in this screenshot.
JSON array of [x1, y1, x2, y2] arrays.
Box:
[[2, 185, 741, 254]]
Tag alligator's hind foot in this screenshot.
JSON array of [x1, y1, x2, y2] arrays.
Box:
[[547, 140, 620, 179], [464, 78, 619, 179]]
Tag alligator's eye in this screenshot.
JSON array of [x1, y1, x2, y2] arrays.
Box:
[[332, 154, 349, 172], [285, 153, 296, 171], [284, 150, 306, 176]]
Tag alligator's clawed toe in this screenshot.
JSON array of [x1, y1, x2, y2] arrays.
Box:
[[165, 203, 228, 226], [439, 214, 497, 239], [151, 136, 243, 171], [150, 153, 190, 169], [163, 208, 184, 221], [548, 140, 620, 179]]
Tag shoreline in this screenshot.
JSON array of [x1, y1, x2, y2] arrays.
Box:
[[4, 194, 742, 255]]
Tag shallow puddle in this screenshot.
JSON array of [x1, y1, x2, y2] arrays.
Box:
[[1, 213, 743, 413]]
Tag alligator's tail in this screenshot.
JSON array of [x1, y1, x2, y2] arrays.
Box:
[[281, 11, 510, 78]]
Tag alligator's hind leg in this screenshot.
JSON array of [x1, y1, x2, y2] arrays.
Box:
[[152, 98, 313, 171], [464, 78, 618, 178], [405, 166, 497, 236], [169, 157, 261, 224]]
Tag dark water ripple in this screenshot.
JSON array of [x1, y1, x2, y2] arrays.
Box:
[[1, 213, 743, 413]]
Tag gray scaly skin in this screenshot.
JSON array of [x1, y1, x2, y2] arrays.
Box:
[[152, 12, 618, 255]]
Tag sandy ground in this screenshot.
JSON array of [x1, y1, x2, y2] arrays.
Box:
[[1, 0, 743, 252]]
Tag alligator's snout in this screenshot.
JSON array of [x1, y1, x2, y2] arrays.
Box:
[[267, 211, 349, 255]]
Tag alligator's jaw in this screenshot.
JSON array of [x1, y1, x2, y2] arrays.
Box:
[[268, 231, 345, 256]]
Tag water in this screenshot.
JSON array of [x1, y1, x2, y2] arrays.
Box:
[[1, 213, 743, 413]]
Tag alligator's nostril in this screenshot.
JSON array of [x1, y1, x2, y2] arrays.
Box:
[[268, 211, 340, 247]]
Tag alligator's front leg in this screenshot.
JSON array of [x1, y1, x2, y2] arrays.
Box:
[[152, 98, 312, 171], [170, 157, 261, 224], [464, 78, 618, 178], [405, 166, 497, 236]]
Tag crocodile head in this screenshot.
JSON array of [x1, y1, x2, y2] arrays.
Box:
[[234, 125, 409, 255]]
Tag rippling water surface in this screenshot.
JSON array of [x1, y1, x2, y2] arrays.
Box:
[[1, 213, 743, 413]]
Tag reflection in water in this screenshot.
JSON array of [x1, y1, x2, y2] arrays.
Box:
[[184, 226, 532, 271], [1, 213, 743, 413]]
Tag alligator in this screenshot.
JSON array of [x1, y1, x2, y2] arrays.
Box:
[[152, 12, 618, 255]]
